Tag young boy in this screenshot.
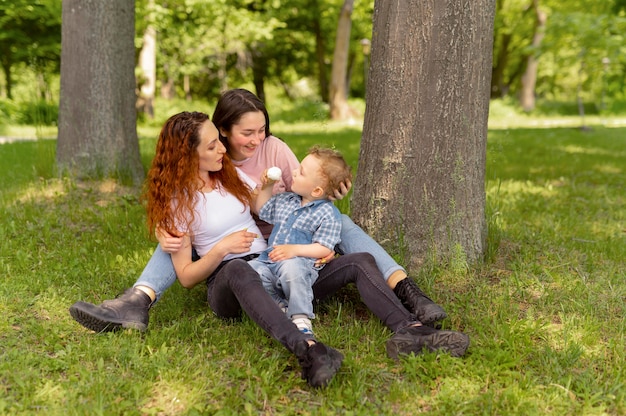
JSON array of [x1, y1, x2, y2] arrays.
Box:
[[248, 146, 352, 338]]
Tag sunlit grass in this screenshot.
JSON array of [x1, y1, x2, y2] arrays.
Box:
[[1, 115, 625, 415]]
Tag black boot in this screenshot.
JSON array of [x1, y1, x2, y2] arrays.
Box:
[[386, 325, 469, 359], [295, 340, 343, 388], [393, 278, 447, 325], [69, 287, 153, 333]]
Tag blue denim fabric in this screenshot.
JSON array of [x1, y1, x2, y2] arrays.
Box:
[[312, 253, 418, 331], [133, 244, 199, 302], [258, 195, 341, 262], [336, 214, 405, 280], [207, 253, 417, 357], [206, 258, 311, 355], [248, 257, 318, 319]]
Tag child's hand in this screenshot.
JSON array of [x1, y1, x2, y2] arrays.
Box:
[[268, 244, 298, 261], [261, 166, 282, 189]]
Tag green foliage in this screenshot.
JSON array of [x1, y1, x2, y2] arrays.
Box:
[[1, 115, 625, 414], [14, 100, 58, 126], [3, 0, 625, 121]]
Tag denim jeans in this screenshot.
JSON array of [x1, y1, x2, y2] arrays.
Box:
[[337, 215, 405, 280], [133, 244, 177, 301], [206, 258, 311, 355], [248, 257, 318, 319], [312, 253, 418, 332], [135, 215, 406, 303], [207, 253, 417, 356]]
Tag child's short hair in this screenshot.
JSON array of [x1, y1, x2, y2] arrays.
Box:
[[308, 146, 352, 197]]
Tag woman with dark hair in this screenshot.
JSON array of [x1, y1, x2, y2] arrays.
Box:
[[70, 111, 469, 388], [70, 89, 448, 333]]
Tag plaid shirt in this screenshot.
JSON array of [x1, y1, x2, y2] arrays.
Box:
[[258, 192, 342, 261]]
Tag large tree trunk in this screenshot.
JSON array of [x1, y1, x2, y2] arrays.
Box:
[[519, 0, 546, 112], [329, 0, 354, 120], [57, 0, 143, 184], [352, 0, 495, 270]]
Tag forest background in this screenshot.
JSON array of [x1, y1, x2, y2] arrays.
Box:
[[1, 0, 626, 131], [1, 0, 625, 415]]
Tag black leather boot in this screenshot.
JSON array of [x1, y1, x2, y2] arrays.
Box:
[[295, 340, 343, 388], [386, 324, 469, 359], [393, 278, 447, 325], [69, 287, 153, 333]]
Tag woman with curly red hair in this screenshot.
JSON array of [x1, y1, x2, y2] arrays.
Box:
[[71, 110, 470, 388], [73, 111, 344, 387]]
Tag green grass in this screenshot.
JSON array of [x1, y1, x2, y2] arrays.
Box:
[[1, 116, 625, 415]]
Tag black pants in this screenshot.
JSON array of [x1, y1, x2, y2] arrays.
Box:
[[206, 252, 418, 355]]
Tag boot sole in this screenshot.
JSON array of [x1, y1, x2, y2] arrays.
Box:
[[69, 303, 147, 333], [386, 331, 469, 359], [417, 305, 448, 326]]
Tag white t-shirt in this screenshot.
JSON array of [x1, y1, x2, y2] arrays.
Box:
[[179, 169, 267, 259]]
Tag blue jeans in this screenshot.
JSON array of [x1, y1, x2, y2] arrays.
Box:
[[206, 258, 311, 355], [337, 215, 405, 280], [134, 215, 404, 303], [133, 244, 200, 301], [248, 257, 318, 319]]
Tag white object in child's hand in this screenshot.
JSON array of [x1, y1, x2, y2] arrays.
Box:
[[267, 167, 282, 181]]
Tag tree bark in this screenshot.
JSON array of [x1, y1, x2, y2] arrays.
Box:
[[352, 0, 495, 270], [138, 1, 156, 119], [57, 0, 143, 184], [329, 0, 355, 120], [519, 0, 546, 112]]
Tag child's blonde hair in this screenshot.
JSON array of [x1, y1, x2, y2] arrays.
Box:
[[308, 146, 352, 197]]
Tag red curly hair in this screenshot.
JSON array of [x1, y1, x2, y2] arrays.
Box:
[[144, 111, 253, 238]]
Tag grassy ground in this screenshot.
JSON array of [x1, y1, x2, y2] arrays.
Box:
[[0, 116, 624, 415]]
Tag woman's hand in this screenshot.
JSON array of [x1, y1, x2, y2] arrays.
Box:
[[156, 227, 184, 254], [329, 179, 352, 201], [216, 229, 259, 255]]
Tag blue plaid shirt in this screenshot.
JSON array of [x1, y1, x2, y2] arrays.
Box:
[[257, 192, 342, 263]]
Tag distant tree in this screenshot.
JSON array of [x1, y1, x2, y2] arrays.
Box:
[[329, 0, 354, 120], [57, 0, 143, 184], [519, 0, 546, 111], [137, 0, 156, 118], [352, 0, 496, 269], [0, 0, 61, 99]]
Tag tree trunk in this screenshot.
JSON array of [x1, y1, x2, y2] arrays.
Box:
[[137, 1, 156, 119], [251, 45, 267, 103], [352, 0, 495, 270], [312, 12, 329, 103], [160, 63, 176, 99], [491, 32, 511, 98], [57, 0, 143, 185], [520, 0, 546, 112], [329, 0, 354, 120], [1, 61, 12, 100]]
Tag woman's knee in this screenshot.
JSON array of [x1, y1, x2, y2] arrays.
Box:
[[347, 252, 377, 271]]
